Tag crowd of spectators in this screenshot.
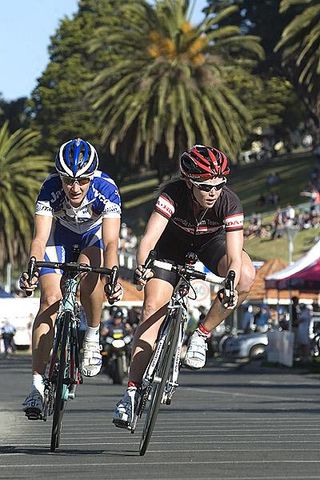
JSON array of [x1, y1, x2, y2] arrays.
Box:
[[245, 148, 320, 240]]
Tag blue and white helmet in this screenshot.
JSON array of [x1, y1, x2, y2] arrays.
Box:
[[55, 138, 99, 178]]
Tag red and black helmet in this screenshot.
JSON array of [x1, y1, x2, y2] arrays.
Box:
[[180, 145, 230, 181]]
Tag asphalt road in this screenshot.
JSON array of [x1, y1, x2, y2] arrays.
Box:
[[1, 354, 320, 480]]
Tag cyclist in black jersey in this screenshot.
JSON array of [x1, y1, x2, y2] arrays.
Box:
[[113, 145, 256, 430]]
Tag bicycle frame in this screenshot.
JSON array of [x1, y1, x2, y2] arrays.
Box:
[[153, 278, 189, 405], [26, 257, 118, 451], [44, 272, 82, 420], [132, 254, 227, 455]]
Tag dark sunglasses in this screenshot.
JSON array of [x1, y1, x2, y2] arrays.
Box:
[[61, 176, 91, 186], [192, 180, 226, 192]]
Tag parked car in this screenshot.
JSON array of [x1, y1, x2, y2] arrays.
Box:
[[222, 332, 268, 360]]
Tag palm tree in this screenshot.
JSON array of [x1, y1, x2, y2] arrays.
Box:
[[89, 0, 264, 177], [276, 0, 320, 136], [0, 122, 51, 273]]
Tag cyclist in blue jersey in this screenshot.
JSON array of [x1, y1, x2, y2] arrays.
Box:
[[113, 145, 256, 430], [20, 138, 123, 419]]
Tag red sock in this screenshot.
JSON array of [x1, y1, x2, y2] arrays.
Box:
[[197, 323, 210, 337], [128, 380, 140, 389]]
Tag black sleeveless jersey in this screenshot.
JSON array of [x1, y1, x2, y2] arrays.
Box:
[[154, 179, 243, 240]]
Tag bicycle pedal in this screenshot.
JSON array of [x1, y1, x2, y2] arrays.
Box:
[[25, 408, 43, 421]]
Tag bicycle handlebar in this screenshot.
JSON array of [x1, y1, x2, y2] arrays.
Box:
[[152, 259, 226, 285], [28, 257, 116, 275], [26, 256, 118, 296]]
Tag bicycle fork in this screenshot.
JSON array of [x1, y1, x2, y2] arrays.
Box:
[[161, 320, 184, 405]]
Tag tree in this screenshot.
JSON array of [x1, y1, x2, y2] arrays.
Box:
[[0, 95, 31, 133], [89, 0, 264, 178], [275, 0, 320, 137], [204, 0, 309, 152], [30, 0, 118, 157], [204, 0, 297, 73], [0, 122, 51, 271]]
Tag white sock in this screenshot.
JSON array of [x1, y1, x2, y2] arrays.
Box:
[[84, 326, 100, 343], [32, 374, 44, 395]]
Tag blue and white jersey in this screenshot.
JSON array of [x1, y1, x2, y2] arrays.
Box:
[[35, 171, 121, 234]]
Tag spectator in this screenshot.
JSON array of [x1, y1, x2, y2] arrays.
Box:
[[1, 320, 16, 358], [300, 187, 320, 215], [284, 204, 295, 224], [291, 295, 301, 356], [291, 296, 301, 330], [241, 304, 254, 333], [296, 304, 312, 363], [256, 193, 266, 207], [254, 305, 270, 333], [271, 207, 284, 239]]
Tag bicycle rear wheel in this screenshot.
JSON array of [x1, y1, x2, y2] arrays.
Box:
[[50, 312, 70, 452], [139, 309, 181, 456]]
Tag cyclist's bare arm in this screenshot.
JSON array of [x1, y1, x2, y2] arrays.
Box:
[[225, 229, 243, 288], [20, 215, 53, 292], [136, 211, 168, 265], [30, 215, 53, 261], [217, 229, 243, 308], [102, 217, 121, 269], [102, 217, 122, 302], [135, 212, 168, 285]]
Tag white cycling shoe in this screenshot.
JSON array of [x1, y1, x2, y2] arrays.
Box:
[[81, 341, 102, 377], [113, 387, 139, 430], [184, 330, 208, 369], [23, 389, 44, 420]]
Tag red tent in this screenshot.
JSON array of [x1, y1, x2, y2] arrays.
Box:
[[265, 241, 320, 291]]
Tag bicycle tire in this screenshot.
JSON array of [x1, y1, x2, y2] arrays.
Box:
[[50, 312, 70, 452], [139, 308, 182, 456]]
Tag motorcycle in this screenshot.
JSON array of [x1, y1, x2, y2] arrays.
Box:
[[101, 328, 132, 385]]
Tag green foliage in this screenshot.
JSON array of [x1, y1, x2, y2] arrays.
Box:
[[29, 0, 117, 156], [88, 0, 264, 178], [205, 0, 297, 71], [0, 96, 31, 133], [276, 0, 320, 123], [205, 0, 310, 148], [0, 122, 51, 269]]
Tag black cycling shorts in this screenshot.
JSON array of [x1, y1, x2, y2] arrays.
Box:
[[153, 232, 226, 287]]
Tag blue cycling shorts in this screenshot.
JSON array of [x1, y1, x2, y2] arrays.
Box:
[[40, 221, 103, 276]]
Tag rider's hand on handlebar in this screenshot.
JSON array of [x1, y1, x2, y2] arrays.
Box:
[[218, 287, 238, 309], [104, 281, 124, 303], [19, 271, 39, 295], [133, 265, 154, 287]]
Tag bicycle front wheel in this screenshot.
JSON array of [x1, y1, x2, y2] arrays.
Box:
[[139, 309, 181, 456], [50, 312, 70, 452]]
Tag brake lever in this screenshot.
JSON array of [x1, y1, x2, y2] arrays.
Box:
[[25, 256, 37, 297], [107, 265, 119, 305], [134, 249, 157, 290], [218, 270, 236, 307]]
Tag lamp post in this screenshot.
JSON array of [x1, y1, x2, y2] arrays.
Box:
[[284, 224, 299, 265]]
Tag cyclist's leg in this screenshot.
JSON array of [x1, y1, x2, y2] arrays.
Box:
[[129, 277, 174, 385], [23, 273, 62, 416], [79, 245, 104, 329], [185, 245, 255, 369], [32, 274, 62, 374], [203, 251, 255, 331], [113, 274, 174, 429], [23, 222, 70, 415], [79, 245, 105, 376], [31, 223, 73, 376]]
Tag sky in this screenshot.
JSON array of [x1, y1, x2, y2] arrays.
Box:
[[1, 0, 207, 102]]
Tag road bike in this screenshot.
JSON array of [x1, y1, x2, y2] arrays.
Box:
[[131, 251, 235, 456], [26, 254, 118, 452]]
